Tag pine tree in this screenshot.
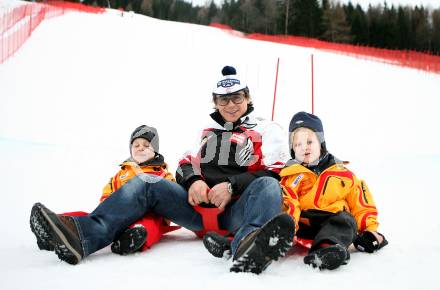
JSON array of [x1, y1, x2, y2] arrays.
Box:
[[275, 0, 292, 35], [240, 0, 261, 32], [382, 4, 399, 49], [432, 9, 440, 54], [321, 2, 352, 43], [366, 5, 382, 47], [261, 0, 278, 34], [343, 1, 354, 25], [396, 6, 411, 50], [288, 0, 323, 37], [350, 4, 368, 45], [219, 0, 244, 31], [197, 1, 218, 25], [411, 6, 431, 51]]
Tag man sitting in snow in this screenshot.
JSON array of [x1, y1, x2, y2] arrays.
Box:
[[29, 66, 293, 275]]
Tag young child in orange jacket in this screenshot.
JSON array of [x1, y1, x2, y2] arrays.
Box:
[[30, 125, 179, 255], [280, 111, 388, 270]]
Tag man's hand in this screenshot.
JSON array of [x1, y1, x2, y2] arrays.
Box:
[[188, 180, 210, 206], [208, 182, 232, 210]]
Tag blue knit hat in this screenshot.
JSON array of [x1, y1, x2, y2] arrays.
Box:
[[212, 66, 248, 96], [288, 111, 326, 158]]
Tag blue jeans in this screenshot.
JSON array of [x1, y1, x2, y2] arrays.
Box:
[[73, 175, 283, 257]]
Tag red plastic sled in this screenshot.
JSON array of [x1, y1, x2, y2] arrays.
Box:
[[192, 205, 229, 238], [295, 236, 312, 249], [192, 206, 313, 250], [61, 211, 181, 251]]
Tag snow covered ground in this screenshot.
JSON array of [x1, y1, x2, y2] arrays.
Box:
[[1, 2, 440, 290]]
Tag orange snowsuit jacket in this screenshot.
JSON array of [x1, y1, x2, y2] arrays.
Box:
[[280, 159, 379, 233], [100, 154, 175, 202]]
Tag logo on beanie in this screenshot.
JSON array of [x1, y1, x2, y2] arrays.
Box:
[[217, 78, 240, 88], [295, 120, 304, 125]]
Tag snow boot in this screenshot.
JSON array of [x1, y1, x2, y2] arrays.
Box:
[[304, 244, 349, 270], [230, 213, 295, 274], [30, 203, 55, 251], [31, 203, 84, 265], [111, 226, 147, 255], [203, 231, 232, 259]]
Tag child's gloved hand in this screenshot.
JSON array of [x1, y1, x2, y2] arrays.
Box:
[[354, 231, 388, 253]]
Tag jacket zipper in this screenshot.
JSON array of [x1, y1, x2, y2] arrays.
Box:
[[322, 176, 344, 195], [321, 177, 330, 195]]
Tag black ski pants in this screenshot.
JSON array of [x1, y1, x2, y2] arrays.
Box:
[[296, 210, 357, 252]]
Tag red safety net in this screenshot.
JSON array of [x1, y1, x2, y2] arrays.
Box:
[[2, 4, 439, 75], [211, 23, 440, 75], [0, 1, 105, 64]]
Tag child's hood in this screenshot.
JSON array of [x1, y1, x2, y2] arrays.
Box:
[[280, 153, 349, 177], [121, 152, 166, 168]]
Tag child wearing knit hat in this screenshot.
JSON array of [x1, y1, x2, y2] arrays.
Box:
[[101, 125, 179, 255], [280, 111, 388, 270], [30, 125, 179, 255]]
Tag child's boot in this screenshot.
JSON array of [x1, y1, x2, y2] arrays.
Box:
[[111, 225, 147, 255], [203, 231, 232, 259], [304, 244, 349, 270]]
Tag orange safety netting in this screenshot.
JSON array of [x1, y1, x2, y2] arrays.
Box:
[[211, 23, 440, 75], [0, 1, 105, 64]]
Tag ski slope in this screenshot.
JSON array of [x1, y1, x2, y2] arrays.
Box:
[[1, 3, 440, 290]]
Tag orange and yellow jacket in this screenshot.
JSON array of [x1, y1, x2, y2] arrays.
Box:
[[280, 154, 379, 233], [100, 153, 175, 202]]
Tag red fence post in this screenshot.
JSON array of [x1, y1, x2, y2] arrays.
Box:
[[311, 53, 314, 114], [29, 4, 32, 36], [271, 57, 280, 121], [1, 11, 4, 64]]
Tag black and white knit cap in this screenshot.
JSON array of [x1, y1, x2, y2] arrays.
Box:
[[212, 66, 248, 96], [130, 125, 159, 153]]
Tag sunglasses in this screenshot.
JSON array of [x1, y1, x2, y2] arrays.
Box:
[[215, 93, 246, 106]]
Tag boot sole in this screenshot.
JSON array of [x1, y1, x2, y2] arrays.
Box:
[[231, 214, 295, 274], [36, 204, 82, 265], [30, 203, 55, 251], [203, 232, 232, 259], [304, 244, 348, 270], [111, 227, 147, 255]]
